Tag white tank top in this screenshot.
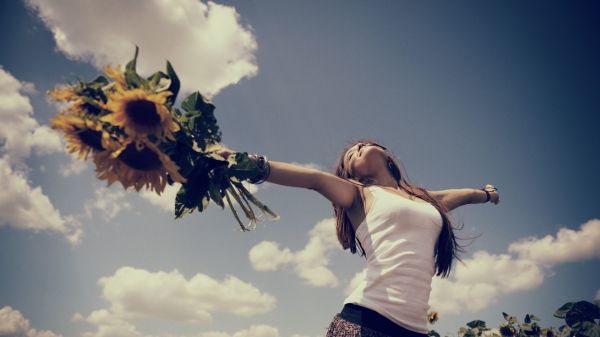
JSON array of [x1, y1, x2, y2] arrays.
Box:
[[343, 185, 443, 334]]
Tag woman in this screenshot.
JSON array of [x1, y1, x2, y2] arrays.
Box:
[[216, 139, 500, 337]]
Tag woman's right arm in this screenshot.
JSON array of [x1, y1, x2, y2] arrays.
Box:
[[265, 160, 359, 209], [212, 146, 359, 209]]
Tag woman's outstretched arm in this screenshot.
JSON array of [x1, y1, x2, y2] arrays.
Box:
[[264, 160, 359, 209], [428, 185, 500, 212], [213, 145, 360, 210]]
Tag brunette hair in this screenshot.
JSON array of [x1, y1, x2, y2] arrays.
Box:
[[332, 138, 469, 278]]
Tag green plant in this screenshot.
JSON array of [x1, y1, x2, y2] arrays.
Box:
[[427, 299, 600, 337]]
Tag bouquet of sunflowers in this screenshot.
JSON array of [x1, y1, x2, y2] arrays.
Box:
[[49, 47, 278, 231]]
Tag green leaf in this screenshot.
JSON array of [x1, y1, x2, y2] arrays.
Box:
[[124, 45, 148, 89], [180, 91, 221, 149], [91, 75, 109, 86], [147, 70, 168, 88], [428, 330, 441, 337], [554, 303, 574, 319], [165, 60, 180, 106], [579, 322, 600, 337], [175, 185, 193, 219], [566, 301, 600, 327], [467, 320, 487, 330], [503, 312, 518, 325], [208, 182, 224, 208], [198, 195, 210, 212]]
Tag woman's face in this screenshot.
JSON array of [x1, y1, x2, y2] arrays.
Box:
[[343, 142, 388, 180]]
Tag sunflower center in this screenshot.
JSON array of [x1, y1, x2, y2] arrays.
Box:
[[118, 143, 163, 171], [76, 129, 104, 150], [124, 99, 161, 126]]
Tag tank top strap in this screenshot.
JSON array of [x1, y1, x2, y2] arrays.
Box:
[[361, 184, 378, 204], [365, 184, 380, 196]]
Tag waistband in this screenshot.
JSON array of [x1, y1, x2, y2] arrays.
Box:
[[339, 303, 428, 337]]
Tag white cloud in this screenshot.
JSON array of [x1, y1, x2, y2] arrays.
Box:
[[79, 309, 146, 337], [0, 67, 81, 244], [0, 306, 62, 337], [84, 186, 132, 221], [429, 219, 600, 315], [197, 324, 279, 337], [249, 218, 342, 287], [78, 267, 278, 337], [289, 162, 325, 171], [249, 241, 295, 271], [344, 268, 367, 297], [0, 157, 83, 245], [429, 251, 544, 315], [26, 0, 258, 98], [139, 183, 180, 213], [0, 67, 62, 164], [59, 154, 88, 176], [508, 219, 600, 266], [595, 289, 600, 301], [83, 266, 275, 324]]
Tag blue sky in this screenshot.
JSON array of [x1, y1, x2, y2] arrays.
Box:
[[0, 1, 598, 337]]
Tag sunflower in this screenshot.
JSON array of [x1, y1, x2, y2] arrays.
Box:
[[101, 87, 179, 146], [48, 85, 77, 102], [93, 138, 186, 195], [102, 64, 127, 90], [51, 114, 107, 160], [70, 97, 106, 116]]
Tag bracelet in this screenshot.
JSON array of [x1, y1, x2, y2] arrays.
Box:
[[480, 188, 491, 203], [248, 154, 271, 184]]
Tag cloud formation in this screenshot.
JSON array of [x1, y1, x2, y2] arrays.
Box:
[[197, 325, 279, 337], [428, 219, 600, 315], [26, 0, 258, 97], [508, 219, 600, 266], [59, 154, 88, 177], [76, 266, 280, 337], [0, 68, 82, 244], [0, 306, 62, 337], [81, 266, 275, 325], [0, 67, 62, 164], [249, 218, 342, 287], [84, 186, 132, 221]]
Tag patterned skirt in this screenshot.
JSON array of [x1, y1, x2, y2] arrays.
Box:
[[324, 303, 428, 337]]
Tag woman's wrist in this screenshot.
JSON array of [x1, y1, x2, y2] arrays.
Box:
[[248, 154, 271, 184], [472, 188, 489, 204]]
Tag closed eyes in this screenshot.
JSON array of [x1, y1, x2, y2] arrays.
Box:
[[345, 142, 386, 164]]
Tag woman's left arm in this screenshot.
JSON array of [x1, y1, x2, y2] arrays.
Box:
[[428, 186, 499, 212]]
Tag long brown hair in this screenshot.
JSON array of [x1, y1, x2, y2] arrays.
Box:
[[332, 138, 469, 278]]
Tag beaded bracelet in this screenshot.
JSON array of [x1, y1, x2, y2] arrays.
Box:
[[248, 154, 271, 184]]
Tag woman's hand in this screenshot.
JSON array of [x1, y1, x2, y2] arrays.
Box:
[[483, 184, 500, 204], [208, 144, 236, 159]]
